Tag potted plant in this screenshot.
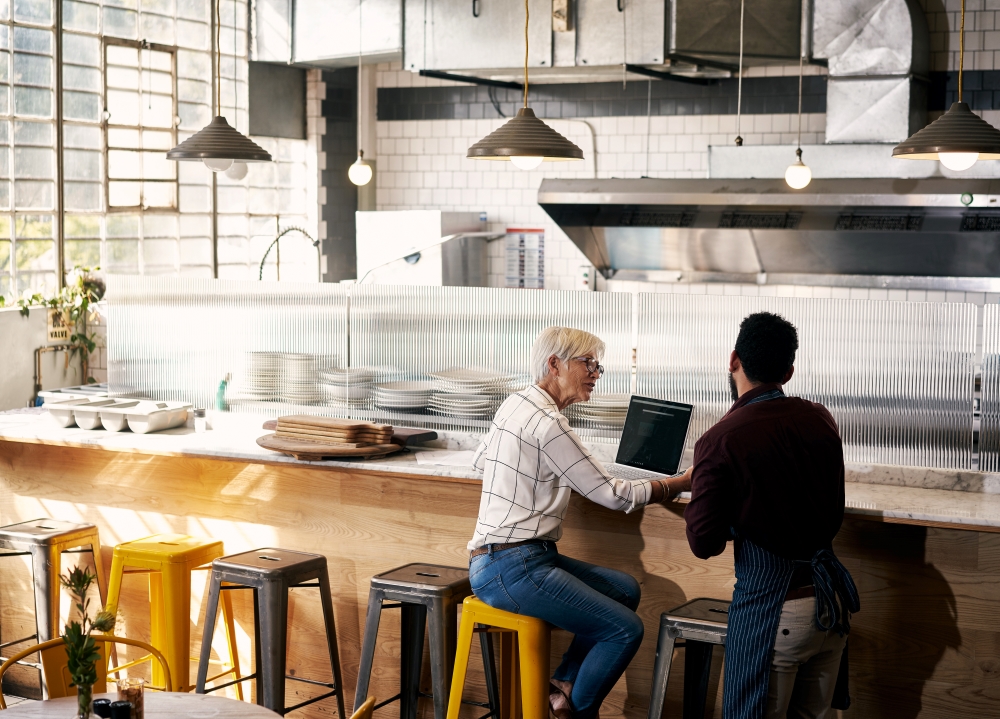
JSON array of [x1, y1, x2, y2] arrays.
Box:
[[61, 566, 116, 719]]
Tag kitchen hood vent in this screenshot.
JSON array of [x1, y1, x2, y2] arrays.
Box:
[[538, 178, 1000, 291]]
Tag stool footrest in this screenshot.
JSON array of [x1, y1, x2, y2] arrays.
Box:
[[373, 694, 402, 711], [202, 673, 257, 694], [285, 675, 336, 690], [284, 689, 338, 714], [0, 634, 38, 651]]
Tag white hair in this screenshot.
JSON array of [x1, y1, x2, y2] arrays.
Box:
[[530, 326, 605, 383]]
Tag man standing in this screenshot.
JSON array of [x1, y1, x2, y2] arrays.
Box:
[[684, 312, 859, 719]]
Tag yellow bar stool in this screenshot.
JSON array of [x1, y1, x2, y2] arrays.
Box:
[[446, 596, 550, 719], [105, 533, 242, 695]]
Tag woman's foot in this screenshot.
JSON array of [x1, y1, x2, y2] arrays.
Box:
[[549, 679, 573, 719], [549, 680, 573, 719]]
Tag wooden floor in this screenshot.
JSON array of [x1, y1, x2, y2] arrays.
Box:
[[0, 440, 998, 718]]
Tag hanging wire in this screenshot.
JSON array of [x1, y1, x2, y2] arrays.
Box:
[[621, 0, 626, 89], [644, 79, 651, 176], [796, 48, 803, 150], [216, 0, 222, 116], [357, 0, 363, 152], [735, 0, 744, 146], [523, 0, 529, 107], [234, 0, 238, 128], [959, 0, 965, 102]]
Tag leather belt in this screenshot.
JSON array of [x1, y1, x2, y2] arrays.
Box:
[[784, 585, 816, 601], [469, 539, 545, 560]]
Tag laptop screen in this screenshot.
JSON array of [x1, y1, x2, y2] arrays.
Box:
[[615, 396, 694, 475]]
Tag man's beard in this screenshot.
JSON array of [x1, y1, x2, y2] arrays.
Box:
[[728, 373, 739, 401]]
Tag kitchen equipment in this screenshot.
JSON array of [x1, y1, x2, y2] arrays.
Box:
[[124, 402, 192, 434], [39, 384, 110, 404], [256, 433, 403, 460], [66, 399, 121, 430], [45, 398, 101, 427]]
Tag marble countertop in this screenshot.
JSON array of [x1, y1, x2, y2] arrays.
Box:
[[2, 410, 1000, 530]]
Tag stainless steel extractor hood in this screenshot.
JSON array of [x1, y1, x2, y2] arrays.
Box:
[[538, 178, 1000, 291]]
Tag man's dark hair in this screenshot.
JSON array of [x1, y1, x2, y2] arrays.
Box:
[[734, 312, 798, 384]]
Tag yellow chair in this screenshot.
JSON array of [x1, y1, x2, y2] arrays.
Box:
[[0, 635, 172, 709], [351, 696, 376, 719], [446, 596, 550, 719], [105, 534, 241, 695]]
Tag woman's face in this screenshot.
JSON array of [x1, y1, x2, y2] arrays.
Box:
[[553, 353, 602, 407]]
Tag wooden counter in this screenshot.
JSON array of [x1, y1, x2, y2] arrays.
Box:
[[0, 427, 998, 718]]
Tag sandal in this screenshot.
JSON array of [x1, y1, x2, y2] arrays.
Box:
[[549, 682, 573, 719]]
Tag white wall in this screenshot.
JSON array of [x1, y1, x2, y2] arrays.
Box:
[[0, 307, 86, 411]]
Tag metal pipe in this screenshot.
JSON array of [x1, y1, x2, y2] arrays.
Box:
[[257, 226, 321, 281], [33, 344, 75, 406]]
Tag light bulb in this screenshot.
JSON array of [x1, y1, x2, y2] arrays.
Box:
[[784, 160, 812, 189], [225, 161, 248, 180], [510, 155, 544, 170], [349, 152, 373, 186], [939, 152, 979, 171], [204, 157, 233, 172]]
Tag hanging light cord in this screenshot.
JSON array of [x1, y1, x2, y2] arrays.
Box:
[[735, 0, 744, 146], [796, 50, 803, 150], [215, 0, 221, 117], [959, 0, 965, 102], [523, 0, 529, 108], [358, 0, 363, 153]]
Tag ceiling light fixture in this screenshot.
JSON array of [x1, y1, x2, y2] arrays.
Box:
[[349, 0, 373, 186], [893, 0, 1000, 170], [166, 0, 271, 169], [466, 0, 583, 168], [785, 51, 812, 189]]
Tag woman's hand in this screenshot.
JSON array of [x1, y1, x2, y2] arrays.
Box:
[[662, 467, 693, 503]]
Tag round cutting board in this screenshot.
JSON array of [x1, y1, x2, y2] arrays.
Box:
[[257, 433, 404, 461]]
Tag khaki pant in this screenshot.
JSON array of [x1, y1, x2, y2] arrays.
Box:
[[764, 596, 848, 719]]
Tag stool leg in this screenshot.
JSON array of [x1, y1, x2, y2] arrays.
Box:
[[196, 571, 223, 694], [444, 609, 476, 719], [105, 552, 126, 680], [682, 642, 714, 719], [317, 569, 346, 719], [257, 580, 289, 715], [160, 562, 192, 692], [427, 598, 452, 719], [400, 604, 426, 719], [219, 586, 245, 700], [515, 622, 549, 719], [28, 544, 60, 699], [354, 588, 385, 713], [149, 571, 166, 688], [479, 629, 501, 719], [646, 626, 677, 719], [84, 537, 118, 675]]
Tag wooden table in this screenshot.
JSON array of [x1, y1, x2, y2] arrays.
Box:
[[2, 693, 279, 719]]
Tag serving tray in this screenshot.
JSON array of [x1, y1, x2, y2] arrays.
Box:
[[257, 432, 405, 460]]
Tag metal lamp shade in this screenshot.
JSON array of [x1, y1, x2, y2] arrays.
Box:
[[467, 107, 583, 162], [166, 116, 272, 162], [893, 102, 1000, 160]]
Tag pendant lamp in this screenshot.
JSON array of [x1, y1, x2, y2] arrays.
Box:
[[166, 0, 271, 169], [467, 0, 582, 167], [893, 0, 1000, 170], [349, 0, 373, 186], [784, 52, 812, 189]]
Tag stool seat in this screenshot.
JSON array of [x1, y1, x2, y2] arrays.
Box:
[[647, 598, 731, 719], [111, 534, 223, 565], [371, 563, 471, 595], [213, 547, 325, 578], [447, 596, 550, 719], [0, 519, 99, 547]]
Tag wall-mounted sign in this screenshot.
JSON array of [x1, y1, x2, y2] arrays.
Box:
[[505, 228, 544, 289], [47, 309, 70, 342]]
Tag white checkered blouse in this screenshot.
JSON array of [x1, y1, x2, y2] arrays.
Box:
[[469, 385, 656, 551]]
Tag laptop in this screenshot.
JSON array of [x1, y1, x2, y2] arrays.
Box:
[[605, 395, 694, 481]]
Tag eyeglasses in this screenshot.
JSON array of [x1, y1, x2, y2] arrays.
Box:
[[572, 356, 605, 377]]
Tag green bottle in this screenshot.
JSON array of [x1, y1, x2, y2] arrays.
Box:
[[216, 373, 230, 411]]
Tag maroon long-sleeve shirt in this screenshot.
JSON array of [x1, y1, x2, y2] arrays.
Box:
[[684, 383, 845, 561]]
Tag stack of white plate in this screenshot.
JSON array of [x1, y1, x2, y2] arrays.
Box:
[[428, 392, 496, 419], [428, 368, 516, 396], [318, 367, 374, 405], [374, 381, 436, 410], [243, 352, 281, 400], [565, 393, 630, 428], [280, 353, 321, 404]]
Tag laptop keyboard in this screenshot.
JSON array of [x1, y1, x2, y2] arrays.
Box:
[[606, 463, 666, 481]]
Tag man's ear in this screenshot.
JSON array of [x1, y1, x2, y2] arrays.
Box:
[[781, 365, 795, 385], [729, 350, 741, 374]]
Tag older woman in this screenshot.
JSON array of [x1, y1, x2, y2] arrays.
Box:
[[470, 326, 691, 719]]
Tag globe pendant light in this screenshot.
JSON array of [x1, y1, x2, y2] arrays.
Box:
[[893, 0, 1000, 170], [784, 52, 812, 189], [466, 0, 583, 167], [166, 0, 271, 169], [349, 0, 373, 186]]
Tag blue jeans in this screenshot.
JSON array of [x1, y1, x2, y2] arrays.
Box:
[[469, 541, 644, 719]]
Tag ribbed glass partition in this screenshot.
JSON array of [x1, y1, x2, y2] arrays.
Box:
[[980, 305, 1000, 471], [636, 294, 976, 469], [107, 275, 349, 412], [349, 285, 633, 438]]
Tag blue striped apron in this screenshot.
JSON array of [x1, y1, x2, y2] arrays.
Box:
[[721, 388, 860, 719]]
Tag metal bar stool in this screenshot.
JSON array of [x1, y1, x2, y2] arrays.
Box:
[[355, 563, 500, 719], [0, 518, 107, 698], [647, 598, 730, 719], [105, 533, 242, 694], [195, 548, 346, 719]]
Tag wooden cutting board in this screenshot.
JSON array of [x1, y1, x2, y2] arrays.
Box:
[[261, 420, 438, 447], [278, 415, 391, 431], [257, 433, 404, 460]]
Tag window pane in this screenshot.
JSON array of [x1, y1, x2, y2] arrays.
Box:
[[106, 44, 137, 66], [106, 214, 137, 236], [63, 90, 100, 121], [108, 180, 139, 206], [64, 123, 101, 148], [142, 93, 172, 128], [64, 1, 99, 32], [108, 128, 139, 148], [103, 7, 136, 38], [142, 213, 176, 237], [106, 89, 138, 125], [0, 239, 9, 273], [140, 14, 174, 44], [142, 181, 174, 207], [176, 78, 208, 104], [62, 65, 101, 92], [13, 54, 51, 87], [64, 181, 101, 210], [15, 238, 52, 275], [65, 214, 99, 237], [63, 34, 99, 67], [13, 146, 52, 177], [0, 0, 9, 22], [176, 0, 205, 21], [14, 120, 49, 145], [15, 214, 51, 238], [0, 151, 10, 178], [144, 0, 174, 16], [106, 66, 138, 90], [14, 180, 52, 208], [142, 238, 176, 266], [142, 130, 171, 149], [0, 52, 9, 83], [0, 26, 9, 51], [14, 87, 51, 117], [104, 238, 137, 272], [65, 239, 100, 268], [13, 27, 51, 54], [141, 151, 174, 180], [0, 181, 11, 210], [13, 0, 52, 25], [146, 70, 172, 95], [0, 86, 10, 115], [64, 149, 99, 180], [107, 149, 139, 179]]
